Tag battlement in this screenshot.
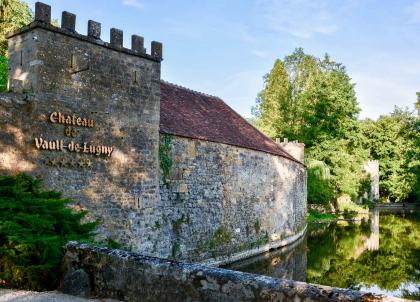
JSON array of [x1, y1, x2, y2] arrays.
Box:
[[7, 1, 163, 100], [8, 2, 163, 61]]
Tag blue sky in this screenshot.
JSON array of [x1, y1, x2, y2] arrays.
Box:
[[25, 0, 420, 119]]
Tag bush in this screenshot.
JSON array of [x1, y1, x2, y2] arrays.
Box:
[[307, 211, 337, 222], [306, 159, 334, 205], [0, 174, 96, 290], [0, 56, 7, 92]]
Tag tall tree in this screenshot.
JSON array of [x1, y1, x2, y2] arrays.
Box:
[[253, 59, 291, 138], [254, 48, 365, 202], [254, 48, 359, 148], [0, 0, 33, 57]]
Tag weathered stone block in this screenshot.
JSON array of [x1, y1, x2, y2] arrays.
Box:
[[110, 28, 123, 47], [62, 268, 91, 298], [61, 11, 76, 31], [87, 20, 101, 39], [131, 35, 144, 53], [151, 41, 162, 59], [35, 2, 51, 23]]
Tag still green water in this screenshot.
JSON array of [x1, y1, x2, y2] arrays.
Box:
[[225, 209, 420, 300]]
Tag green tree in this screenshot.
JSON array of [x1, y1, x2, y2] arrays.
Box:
[[361, 108, 419, 202], [254, 48, 366, 202], [0, 174, 97, 290], [0, 0, 33, 57], [0, 0, 32, 91], [253, 59, 292, 138], [254, 48, 359, 148], [307, 136, 369, 201], [306, 159, 334, 205]]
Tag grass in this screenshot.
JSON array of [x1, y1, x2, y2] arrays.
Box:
[[337, 202, 369, 214], [308, 211, 338, 222]]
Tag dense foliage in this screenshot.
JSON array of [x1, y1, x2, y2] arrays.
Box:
[[0, 174, 96, 290], [0, 0, 33, 57], [0, 55, 6, 92], [254, 48, 419, 204], [0, 0, 33, 92], [306, 159, 334, 205], [253, 48, 360, 148], [361, 108, 420, 202]]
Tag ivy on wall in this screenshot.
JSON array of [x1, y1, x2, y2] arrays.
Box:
[[159, 134, 173, 187]]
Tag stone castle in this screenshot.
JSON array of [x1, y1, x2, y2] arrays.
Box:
[[0, 2, 307, 264]]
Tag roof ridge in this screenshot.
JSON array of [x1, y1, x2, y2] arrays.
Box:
[[161, 80, 222, 101]]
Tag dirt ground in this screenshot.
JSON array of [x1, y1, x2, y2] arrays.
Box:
[[0, 289, 122, 302]]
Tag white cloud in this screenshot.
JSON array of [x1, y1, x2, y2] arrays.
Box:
[[255, 0, 353, 38], [251, 50, 269, 58], [162, 18, 203, 38], [122, 0, 144, 10], [210, 70, 265, 118], [407, 0, 420, 23], [237, 25, 258, 44], [350, 55, 420, 119]]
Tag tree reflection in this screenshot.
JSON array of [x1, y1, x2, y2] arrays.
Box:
[[227, 210, 420, 299], [307, 211, 420, 295]]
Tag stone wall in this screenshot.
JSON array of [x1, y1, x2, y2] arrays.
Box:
[[62, 242, 403, 302], [0, 2, 307, 263], [158, 135, 307, 262]]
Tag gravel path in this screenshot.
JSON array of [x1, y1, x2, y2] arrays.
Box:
[[0, 289, 122, 302]]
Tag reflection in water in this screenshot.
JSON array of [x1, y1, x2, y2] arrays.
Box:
[[226, 209, 420, 300], [226, 235, 307, 282], [366, 209, 379, 251]]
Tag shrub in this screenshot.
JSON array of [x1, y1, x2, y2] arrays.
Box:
[[306, 159, 334, 205], [0, 174, 96, 290], [0, 56, 7, 92]]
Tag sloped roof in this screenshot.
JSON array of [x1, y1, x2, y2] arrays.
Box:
[[159, 81, 302, 165]]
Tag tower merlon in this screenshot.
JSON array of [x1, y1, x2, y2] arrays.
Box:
[[87, 20, 101, 39], [61, 11, 76, 32], [132, 35, 145, 53], [151, 41, 163, 60], [110, 28, 123, 48], [35, 2, 51, 23]]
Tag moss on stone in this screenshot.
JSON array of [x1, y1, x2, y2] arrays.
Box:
[[172, 214, 187, 234], [159, 134, 173, 188], [209, 225, 232, 251], [171, 241, 181, 258], [254, 220, 261, 234]]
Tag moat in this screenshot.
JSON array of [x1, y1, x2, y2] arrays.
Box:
[[226, 209, 420, 300]]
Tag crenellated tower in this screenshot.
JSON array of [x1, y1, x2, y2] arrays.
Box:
[[3, 2, 164, 253]]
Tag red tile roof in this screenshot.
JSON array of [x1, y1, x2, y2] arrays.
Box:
[[159, 81, 303, 165]]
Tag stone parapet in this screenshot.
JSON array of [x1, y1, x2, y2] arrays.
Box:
[[62, 242, 407, 302]]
